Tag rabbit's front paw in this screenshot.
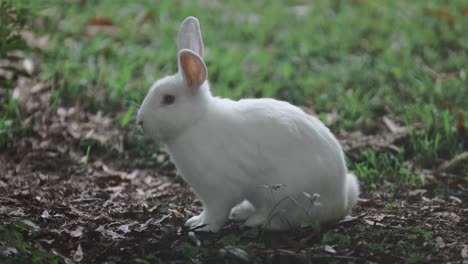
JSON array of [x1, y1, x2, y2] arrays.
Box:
[[185, 212, 204, 228], [187, 207, 231, 232], [186, 214, 225, 232], [229, 200, 256, 221]]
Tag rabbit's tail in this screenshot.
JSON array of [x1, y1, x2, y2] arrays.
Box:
[[345, 173, 360, 212]]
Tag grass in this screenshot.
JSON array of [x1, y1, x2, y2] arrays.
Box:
[[0, 222, 62, 264]]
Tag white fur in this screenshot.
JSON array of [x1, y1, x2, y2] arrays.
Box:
[[137, 17, 359, 232]]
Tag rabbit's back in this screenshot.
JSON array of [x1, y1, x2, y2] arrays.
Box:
[[167, 97, 347, 197]]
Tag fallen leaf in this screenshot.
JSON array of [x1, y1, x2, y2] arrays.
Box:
[[383, 116, 407, 134], [40, 210, 50, 219], [424, 8, 454, 26], [103, 190, 122, 207], [117, 224, 130, 234], [437, 152, 468, 171], [326, 109, 339, 125], [3, 247, 18, 256], [22, 58, 34, 74], [126, 170, 139, 180], [373, 214, 387, 222], [363, 219, 385, 227], [70, 226, 83, 238], [95, 175, 130, 184], [358, 198, 382, 207], [462, 7, 468, 15], [336, 213, 365, 225], [8, 208, 25, 217], [157, 182, 173, 191], [135, 218, 153, 232], [221, 246, 250, 262], [448, 196, 462, 203], [448, 178, 467, 185], [154, 214, 172, 225], [435, 236, 445, 249], [20, 31, 51, 50], [462, 244, 468, 259], [69, 206, 93, 219], [21, 219, 39, 231], [87, 17, 114, 26], [136, 11, 155, 25], [408, 189, 427, 196], [95, 225, 125, 240], [324, 245, 336, 254], [457, 111, 465, 132], [340, 132, 405, 153], [73, 244, 83, 262]]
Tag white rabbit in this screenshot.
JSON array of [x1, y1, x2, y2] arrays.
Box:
[[137, 17, 359, 232]]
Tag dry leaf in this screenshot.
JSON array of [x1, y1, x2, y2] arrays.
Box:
[[363, 219, 385, 227], [462, 7, 468, 15], [383, 116, 407, 134], [448, 196, 462, 203], [41, 210, 50, 219], [96, 175, 130, 184], [457, 111, 465, 132], [20, 31, 51, 50], [438, 152, 468, 171], [448, 178, 467, 185], [73, 244, 83, 262], [22, 58, 34, 74], [31, 83, 49, 94], [435, 237, 445, 249], [408, 189, 427, 196], [424, 8, 454, 26], [21, 219, 39, 230], [87, 17, 114, 26], [102, 164, 127, 177], [70, 226, 83, 238], [435, 212, 461, 223], [324, 245, 336, 254], [358, 198, 382, 207], [326, 109, 339, 125], [136, 11, 155, 25], [222, 246, 250, 262], [117, 224, 130, 234], [462, 244, 468, 259], [135, 218, 153, 232], [95, 225, 125, 240]]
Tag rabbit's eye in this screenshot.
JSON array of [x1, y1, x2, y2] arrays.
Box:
[[162, 94, 175, 105]]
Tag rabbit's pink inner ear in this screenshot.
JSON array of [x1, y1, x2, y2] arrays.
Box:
[[179, 51, 207, 90]]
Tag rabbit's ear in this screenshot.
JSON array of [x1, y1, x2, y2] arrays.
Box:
[[179, 49, 207, 90], [177, 16, 204, 58]]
